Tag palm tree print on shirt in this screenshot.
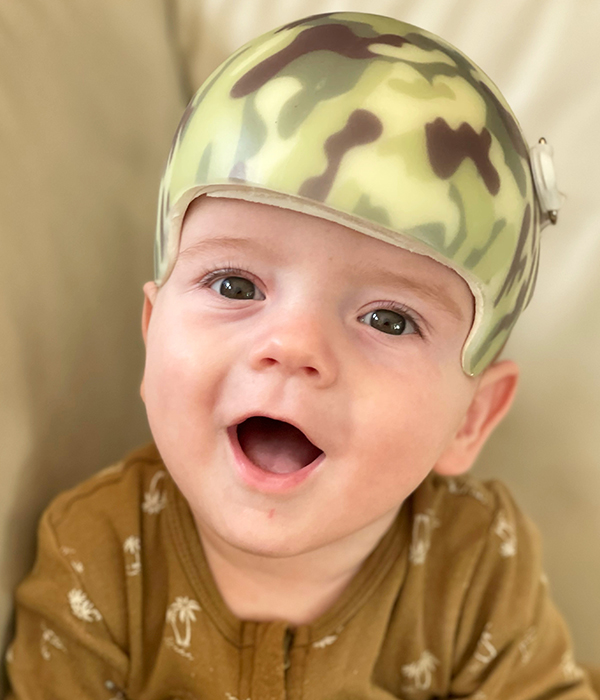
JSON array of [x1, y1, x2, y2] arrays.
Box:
[[518, 626, 537, 665], [409, 510, 440, 565], [105, 680, 127, 700], [473, 623, 497, 666], [165, 596, 202, 660], [142, 470, 167, 514], [123, 536, 142, 576], [68, 589, 103, 622], [59, 545, 85, 574], [562, 651, 585, 681], [401, 650, 439, 691], [446, 477, 488, 504], [493, 511, 517, 558], [40, 622, 67, 660]]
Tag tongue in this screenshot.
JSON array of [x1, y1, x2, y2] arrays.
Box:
[[237, 417, 322, 474]]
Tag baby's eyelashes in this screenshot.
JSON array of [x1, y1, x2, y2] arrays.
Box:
[[196, 264, 266, 300]]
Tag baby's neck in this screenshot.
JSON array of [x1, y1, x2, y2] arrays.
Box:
[[195, 510, 399, 627]]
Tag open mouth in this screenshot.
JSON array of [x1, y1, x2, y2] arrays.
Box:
[[236, 416, 324, 474]]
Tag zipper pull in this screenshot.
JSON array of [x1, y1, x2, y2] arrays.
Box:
[[283, 627, 294, 671]]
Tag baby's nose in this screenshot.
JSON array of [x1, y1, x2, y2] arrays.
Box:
[[247, 308, 338, 388]]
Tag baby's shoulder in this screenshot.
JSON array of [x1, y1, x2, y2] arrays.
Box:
[[415, 471, 529, 520], [410, 472, 539, 562], [13, 444, 170, 663], [42, 441, 169, 550]]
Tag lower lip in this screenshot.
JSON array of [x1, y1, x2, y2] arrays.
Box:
[[227, 426, 325, 494]]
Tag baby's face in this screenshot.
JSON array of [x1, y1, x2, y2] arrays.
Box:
[[141, 197, 478, 557]]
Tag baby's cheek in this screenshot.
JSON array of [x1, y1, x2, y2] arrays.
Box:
[[144, 324, 199, 416], [368, 381, 452, 472]]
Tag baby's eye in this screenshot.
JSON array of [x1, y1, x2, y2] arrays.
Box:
[[210, 276, 264, 300], [360, 308, 418, 336]]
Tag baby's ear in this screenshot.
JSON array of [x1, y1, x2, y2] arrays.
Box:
[[433, 359, 519, 477], [140, 282, 158, 403], [141, 281, 159, 346]]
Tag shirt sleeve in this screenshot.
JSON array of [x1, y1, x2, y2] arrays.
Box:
[[449, 480, 598, 700], [5, 504, 130, 700]]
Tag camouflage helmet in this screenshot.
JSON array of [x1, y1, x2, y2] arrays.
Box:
[[155, 12, 550, 376]]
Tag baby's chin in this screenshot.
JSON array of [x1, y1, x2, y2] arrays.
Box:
[[192, 483, 404, 570], [195, 503, 344, 560], [212, 473, 341, 554]]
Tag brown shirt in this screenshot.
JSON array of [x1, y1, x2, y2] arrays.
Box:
[[5, 442, 597, 699]]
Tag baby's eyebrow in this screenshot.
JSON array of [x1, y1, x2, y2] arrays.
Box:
[[176, 236, 271, 265], [355, 264, 467, 323]]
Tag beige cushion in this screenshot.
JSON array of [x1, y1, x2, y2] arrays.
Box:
[[1, 1, 598, 688], [0, 0, 185, 682]]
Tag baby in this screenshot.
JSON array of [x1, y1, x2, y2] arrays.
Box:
[[6, 12, 596, 700]]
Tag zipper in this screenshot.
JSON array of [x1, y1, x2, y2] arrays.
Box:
[[283, 627, 294, 671]]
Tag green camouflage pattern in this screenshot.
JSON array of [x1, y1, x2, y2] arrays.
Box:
[[155, 12, 540, 376]]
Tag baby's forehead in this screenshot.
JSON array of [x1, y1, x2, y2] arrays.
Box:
[[181, 195, 430, 271]]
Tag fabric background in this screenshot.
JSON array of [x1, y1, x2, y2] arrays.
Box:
[[1, 0, 598, 692]]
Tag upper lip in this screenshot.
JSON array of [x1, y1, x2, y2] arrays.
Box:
[[228, 410, 325, 454]]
